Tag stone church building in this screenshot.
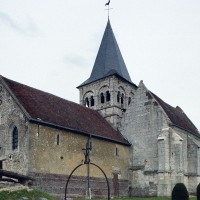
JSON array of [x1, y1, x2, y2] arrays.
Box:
[[0, 19, 199, 198]]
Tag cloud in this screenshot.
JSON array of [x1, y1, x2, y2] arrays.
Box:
[[0, 11, 40, 36], [0, 12, 24, 33], [63, 54, 91, 68]]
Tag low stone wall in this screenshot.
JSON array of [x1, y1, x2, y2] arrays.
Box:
[[28, 172, 129, 198], [0, 181, 29, 191]]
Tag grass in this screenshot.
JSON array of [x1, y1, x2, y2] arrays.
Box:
[[0, 189, 58, 200], [113, 198, 195, 200], [76, 197, 196, 200], [0, 190, 197, 200]]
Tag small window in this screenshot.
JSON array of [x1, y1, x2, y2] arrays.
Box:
[[100, 93, 105, 103], [12, 127, 18, 150], [91, 96, 95, 106], [85, 97, 89, 107], [117, 91, 120, 103], [121, 93, 124, 105], [116, 147, 119, 156], [128, 97, 131, 105], [56, 134, 60, 145], [106, 91, 111, 102]]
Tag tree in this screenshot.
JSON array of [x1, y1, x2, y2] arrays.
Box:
[[197, 183, 200, 200], [172, 183, 189, 200]]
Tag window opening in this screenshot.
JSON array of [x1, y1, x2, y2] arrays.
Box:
[[121, 93, 124, 105], [85, 97, 89, 107], [116, 147, 119, 156], [106, 91, 111, 102], [91, 96, 95, 106], [128, 97, 131, 105], [57, 134, 60, 145], [101, 93, 105, 103], [12, 126, 18, 150], [117, 92, 120, 103]]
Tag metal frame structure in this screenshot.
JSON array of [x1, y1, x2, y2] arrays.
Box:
[[64, 137, 110, 200]]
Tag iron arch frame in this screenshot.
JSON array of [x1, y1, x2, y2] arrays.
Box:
[[64, 162, 110, 200]]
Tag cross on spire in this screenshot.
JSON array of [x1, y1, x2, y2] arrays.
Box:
[[105, 0, 113, 19]]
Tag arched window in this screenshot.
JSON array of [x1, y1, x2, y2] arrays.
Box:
[[85, 97, 89, 107], [101, 93, 105, 103], [106, 91, 111, 102], [91, 96, 95, 106], [12, 126, 18, 150], [121, 93, 124, 105], [117, 91, 120, 103]]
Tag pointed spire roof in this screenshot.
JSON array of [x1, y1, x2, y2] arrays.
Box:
[[79, 20, 132, 87]]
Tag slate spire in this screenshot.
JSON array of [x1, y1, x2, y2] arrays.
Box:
[[80, 19, 132, 86]]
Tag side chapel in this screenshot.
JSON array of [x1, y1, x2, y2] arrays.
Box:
[[0, 19, 200, 197]]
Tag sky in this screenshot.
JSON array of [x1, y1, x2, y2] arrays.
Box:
[[0, 0, 200, 130]]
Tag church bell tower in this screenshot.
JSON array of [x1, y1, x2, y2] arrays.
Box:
[[77, 20, 137, 130]]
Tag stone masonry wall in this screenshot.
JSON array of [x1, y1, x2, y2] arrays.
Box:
[[124, 82, 169, 169], [28, 123, 130, 180], [0, 82, 29, 175], [78, 75, 137, 129], [123, 81, 200, 196], [29, 172, 129, 198], [122, 82, 169, 196]]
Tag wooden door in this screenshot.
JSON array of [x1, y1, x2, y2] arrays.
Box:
[[113, 173, 119, 197]]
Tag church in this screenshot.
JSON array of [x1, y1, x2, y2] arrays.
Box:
[[0, 19, 199, 198]]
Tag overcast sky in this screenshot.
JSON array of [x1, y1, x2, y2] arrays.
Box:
[[0, 0, 200, 130]]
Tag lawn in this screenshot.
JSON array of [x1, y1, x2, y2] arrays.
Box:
[[117, 198, 195, 200], [0, 189, 58, 200], [0, 190, 197, 200]]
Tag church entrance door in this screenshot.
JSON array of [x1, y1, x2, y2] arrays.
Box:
[[113, 173, 119, 197], [0, 161, 2, 179]]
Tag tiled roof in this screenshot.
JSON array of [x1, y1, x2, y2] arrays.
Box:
[[152, 92, 199, 136], [79, 19, 132, 87], [1, 76, 130, 145]]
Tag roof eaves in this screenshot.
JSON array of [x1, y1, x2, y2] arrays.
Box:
[[30, 118, 131, 146], [77, 73, 138, 89], [169, 123, 200, 138]]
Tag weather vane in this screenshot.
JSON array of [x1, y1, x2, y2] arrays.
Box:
[[105, 0, 113, 18]]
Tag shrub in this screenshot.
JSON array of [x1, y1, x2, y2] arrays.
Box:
[[172, 183, 189, 200], [197, 183, 200, 200]]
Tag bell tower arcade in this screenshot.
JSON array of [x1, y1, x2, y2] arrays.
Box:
[[77, 20, 137, 130]]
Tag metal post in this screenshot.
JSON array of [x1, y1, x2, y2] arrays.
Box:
[[65, 136, 112, 200], [87, 136, 92, 199]]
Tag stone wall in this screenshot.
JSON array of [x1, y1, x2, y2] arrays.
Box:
[[0, 82, 29, 175], [28, 123, 130, 179], [123, 81, 200, 196], [29, 172, 129, 198], [78, 75, 137, 129]]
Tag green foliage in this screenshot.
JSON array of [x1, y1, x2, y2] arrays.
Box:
[[0, 189, 58, 200], [197, 183, 200, 200], [172, 183, 189, 200], [76, 197, 196, 200]]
